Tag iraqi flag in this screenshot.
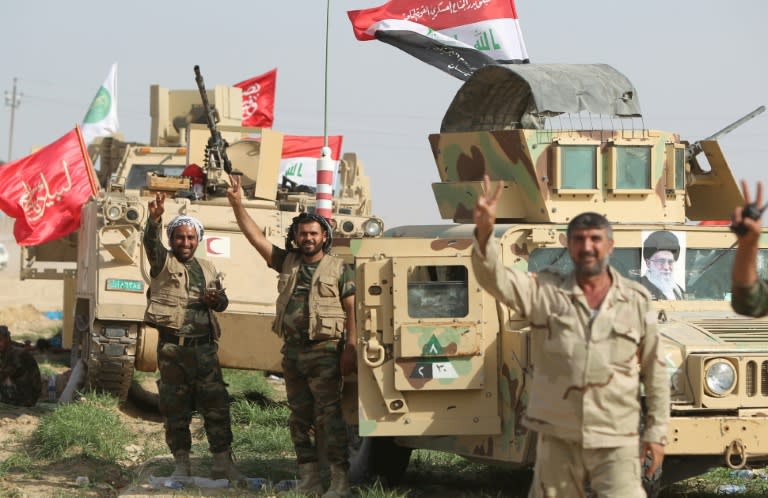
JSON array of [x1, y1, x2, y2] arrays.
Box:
[[348, 0, 528, 81], [234, 68, 277, 128], [280, 136, 343, 189], [0, 127, 99, 245]]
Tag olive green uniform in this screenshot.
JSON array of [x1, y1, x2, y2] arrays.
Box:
[[271, 246, 355, 467], [144, 218, 233, 455], [472, 235, 669, 498], [0, 346, 42, 407], [732, 280, 768, 317]]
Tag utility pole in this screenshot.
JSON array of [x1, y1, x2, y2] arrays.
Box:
[[4, 77, 22, 162]]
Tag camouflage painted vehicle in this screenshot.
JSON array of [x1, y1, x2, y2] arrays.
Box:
[[22, 82, 383, 400], [345, 63, 767, 493]]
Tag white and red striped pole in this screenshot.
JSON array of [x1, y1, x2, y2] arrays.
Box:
[[315, 146, 334, 220]]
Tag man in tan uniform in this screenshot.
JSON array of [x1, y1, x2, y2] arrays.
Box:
[[472, 176, 669, 498]]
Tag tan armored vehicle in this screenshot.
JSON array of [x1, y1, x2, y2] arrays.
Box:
[[22, 82, 383, 400], [345, 63, 767, 493]]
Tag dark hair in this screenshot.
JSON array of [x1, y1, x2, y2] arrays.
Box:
[[0, 325, 9, 337], [285, 212, 334, 253], [566, 212, 613, 240], [643, 230, 680, 261]]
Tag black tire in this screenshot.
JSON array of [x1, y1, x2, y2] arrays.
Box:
[[348, 431, 412, 487]]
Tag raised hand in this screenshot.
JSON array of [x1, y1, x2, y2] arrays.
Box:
[[473, 174, 503, 252], [148, 192, 165, 222], [731, 180, 764, 240], [226, 174, 243, 207]]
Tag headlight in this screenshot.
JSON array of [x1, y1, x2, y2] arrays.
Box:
[[704, 358, 737, 397], [362, 217, 384, 237], [105, 204, 123, 221]]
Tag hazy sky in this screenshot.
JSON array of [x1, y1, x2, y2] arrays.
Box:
[[1, 0, 766, 228]]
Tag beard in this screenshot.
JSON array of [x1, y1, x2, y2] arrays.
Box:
[[300, 242, 324, 257], [647, 270, 677, 299], [574, 252, 610, 278]]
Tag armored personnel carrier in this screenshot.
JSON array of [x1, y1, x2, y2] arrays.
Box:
[[22, 82, 383, 401], [345, 63, 767, 493]]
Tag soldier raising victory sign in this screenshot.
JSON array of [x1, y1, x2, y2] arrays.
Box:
[[472, 174, 669, 498]]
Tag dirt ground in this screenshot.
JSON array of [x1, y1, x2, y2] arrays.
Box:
[[0, 269, 264, 497]]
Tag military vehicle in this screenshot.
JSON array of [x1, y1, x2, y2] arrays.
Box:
[[344, 63, 767, 494], [22, 82, 384, 400]]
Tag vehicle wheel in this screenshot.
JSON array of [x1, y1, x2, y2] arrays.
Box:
[[348, 429, 412, 486], [83, 321, 137, 401]]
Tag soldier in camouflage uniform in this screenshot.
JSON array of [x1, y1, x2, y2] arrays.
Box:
[[0, 325, 42, 407], [227, 175, 356, 498], [472, 176, 669, 498], [732, 180, 768, 315], [144, 192, 244, 483]]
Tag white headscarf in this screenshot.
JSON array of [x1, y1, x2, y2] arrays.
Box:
[[166, 215, 204, 242]]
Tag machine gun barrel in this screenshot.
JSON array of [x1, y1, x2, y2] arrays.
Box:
[[193, 65, 233, 174], [686, 105, 766, 160]]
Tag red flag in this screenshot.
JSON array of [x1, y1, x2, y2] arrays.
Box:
[[234, 69, 277, 128], [280, 136, 343, 188], [0, 127, 99, 245], [348, 0, 528, 80]]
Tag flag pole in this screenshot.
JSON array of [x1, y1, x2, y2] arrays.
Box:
[[315, 0, 334, 220], [75, 125, 101, 195]]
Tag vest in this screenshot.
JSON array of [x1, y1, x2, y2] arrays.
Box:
[[272, 252, 347, 340], [144, 253, 221, 336]]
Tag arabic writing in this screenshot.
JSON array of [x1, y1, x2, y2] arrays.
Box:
[[430, 45, 473, 78], [19, 159, 74, 222], [473, 28, 500, 51], [241, 83, 262, 119], [404, 0, 493, 23]]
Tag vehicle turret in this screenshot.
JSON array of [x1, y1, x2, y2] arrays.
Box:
[[428, 63, 759, 225]]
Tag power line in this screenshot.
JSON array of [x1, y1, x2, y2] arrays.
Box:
[[4, 77, 23, 162]]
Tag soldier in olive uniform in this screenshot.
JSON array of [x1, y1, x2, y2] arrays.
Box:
[[144, 192, 244, 483], [227, 175, 356, 498], [732, 180, 768, 315], [472, 176, 669, 498], [0, 325, 42, 407]]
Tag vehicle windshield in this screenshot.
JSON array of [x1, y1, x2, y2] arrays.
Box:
[[124, 164, 186, 190], [529, 247, 768, 301]]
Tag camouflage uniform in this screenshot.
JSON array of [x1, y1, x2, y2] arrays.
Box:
[[271, 245, 355, 467], [732, 280, 768, 317], [472, 236, 669, 498], [144, 218, 233, 454], [0, 345, 42, 407]]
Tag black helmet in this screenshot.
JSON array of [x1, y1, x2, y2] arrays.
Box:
[[286, 212, 333, 253]]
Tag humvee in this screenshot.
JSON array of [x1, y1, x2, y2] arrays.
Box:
[[345, 63, 767, 493], [22, 82, 384, 400]]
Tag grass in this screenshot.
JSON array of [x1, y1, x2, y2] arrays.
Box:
[[30, 391, 132, 461], [8, 360, 765, 496]]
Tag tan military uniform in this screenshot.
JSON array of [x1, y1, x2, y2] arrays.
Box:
[[472, 236, 669, 498]]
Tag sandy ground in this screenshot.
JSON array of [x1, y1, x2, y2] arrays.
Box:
[[0, 242, 247, 497]]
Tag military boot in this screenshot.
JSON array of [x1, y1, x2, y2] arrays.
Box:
[[211, 450, 246, 483], [321, 463, 350, 498], [171, 450, 191, 478], [296, 461, 323, 495]]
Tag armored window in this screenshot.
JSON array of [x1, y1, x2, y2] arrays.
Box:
[[674, 147, 685, 190], [555, 145, 597, 191], [407, 265, 468, 318], [529, 248, 640, 280], [664, 144, 686, 192], [612, 146, 652, 190]]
